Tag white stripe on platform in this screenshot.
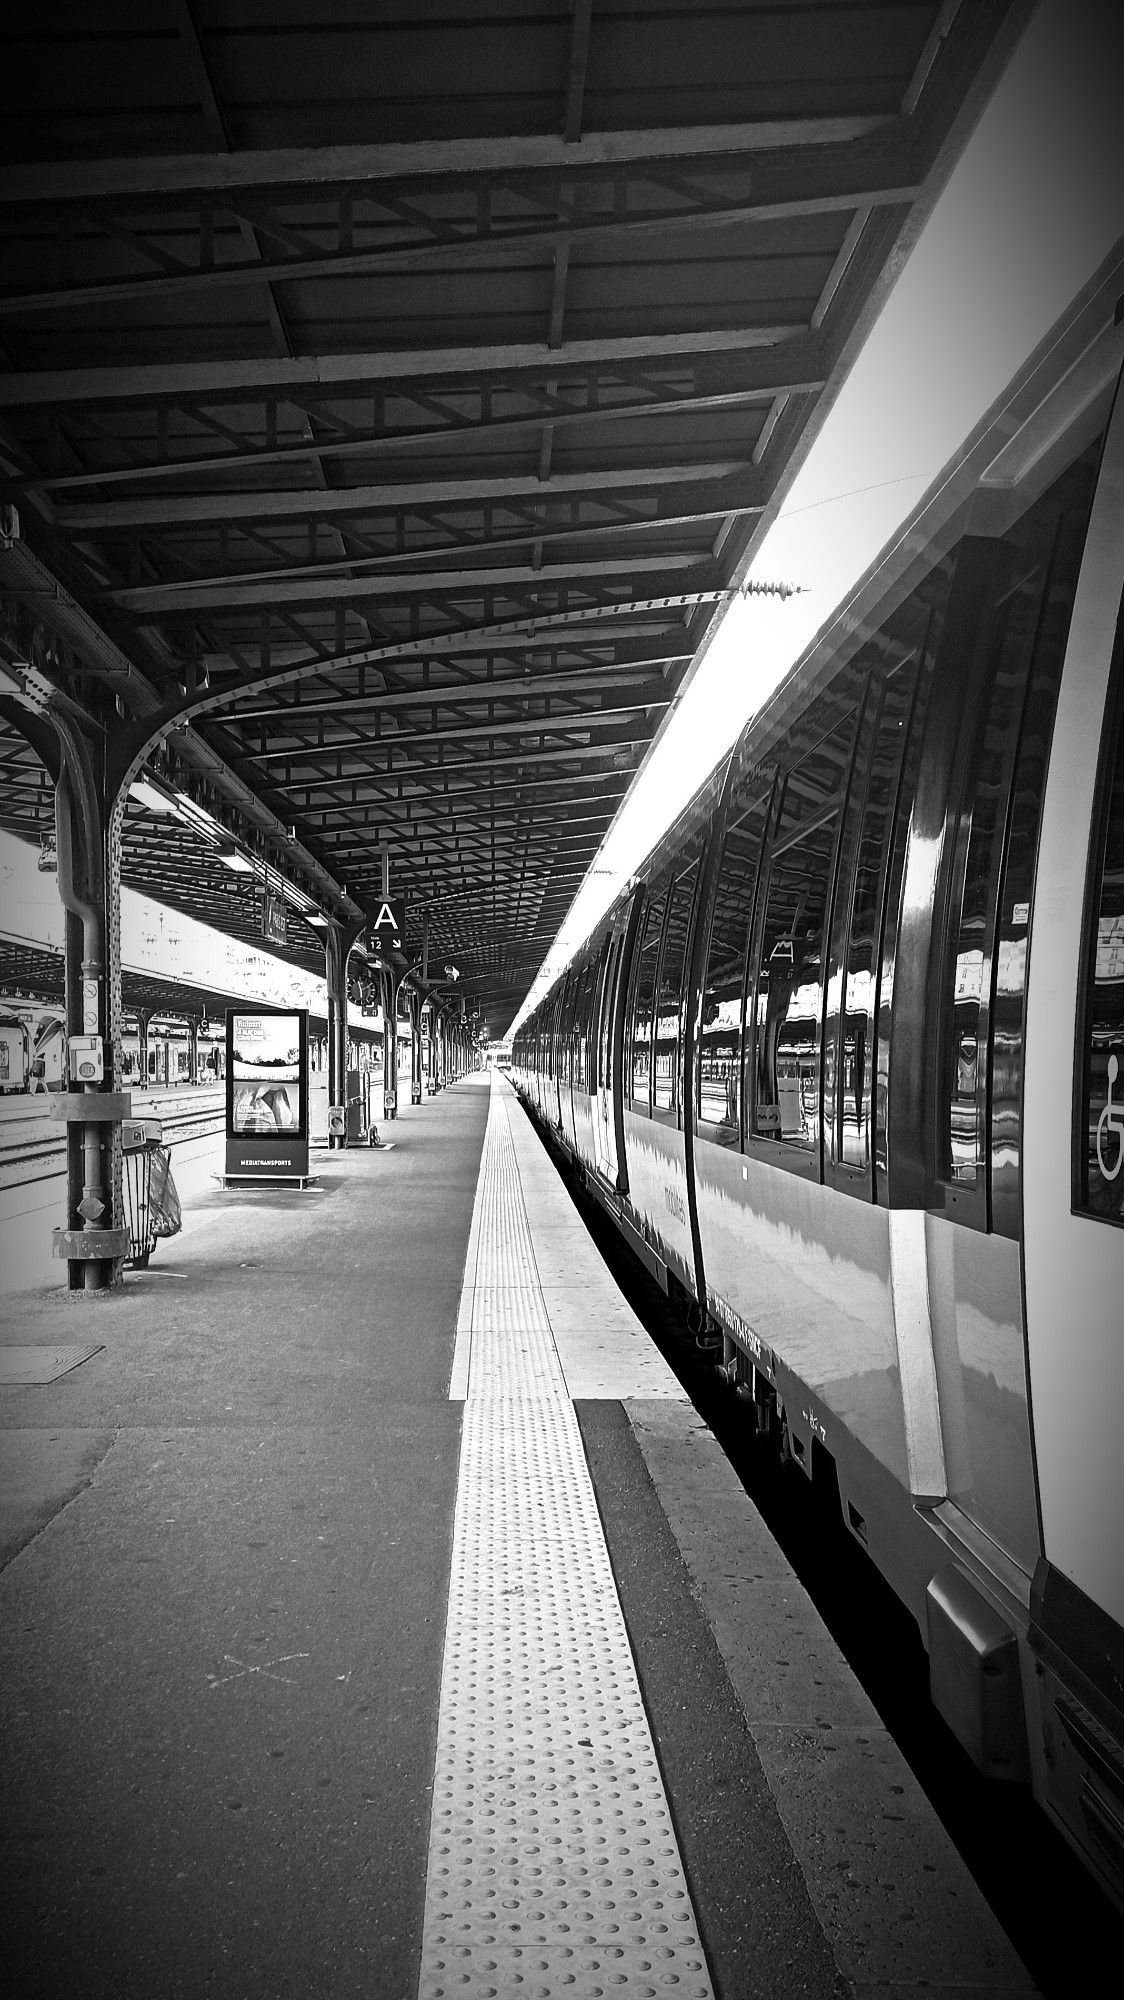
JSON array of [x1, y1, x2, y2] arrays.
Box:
[[419, 1076, 714, 2000]]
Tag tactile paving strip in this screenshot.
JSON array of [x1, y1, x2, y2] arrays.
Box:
[[419, 1081, 714, 1999]]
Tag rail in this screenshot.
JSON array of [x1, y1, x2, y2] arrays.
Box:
[[0, 1086, 226, 1193]]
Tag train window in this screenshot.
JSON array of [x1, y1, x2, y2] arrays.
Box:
[[597, 934, 619, 1092], [559, 971, 576, 1088], [574, 960, 593, 1092], [553, 990, 565, 1086], [652, 856, 699, 1119], [826, 640, 925, 1193], [991, 449, 1103, 1232], [1079, 636, 1124, 1225], [697, 788, 769, 1146], [629, 886, 668, 1113], [748, 713, 855, 1170], [571, 964, 584, 1091], [939, 449, 1101, 1218]]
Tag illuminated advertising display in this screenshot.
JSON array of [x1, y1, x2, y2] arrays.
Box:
[[225, 1008, 309, 1179]]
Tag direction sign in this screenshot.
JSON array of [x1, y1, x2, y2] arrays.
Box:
[[369, 896, 406, 947]]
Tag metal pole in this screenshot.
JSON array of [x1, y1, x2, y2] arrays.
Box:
[[325, 916, 362, 1147], [410, 988, 422, 1105], [52, 723, 129, 1290], [381, 967, 399, 1119]]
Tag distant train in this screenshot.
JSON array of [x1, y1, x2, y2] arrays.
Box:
[[0, 1003, 228, 1093], [514, 259, 1124, 1908], [121, 1022, 225, 1088], [0, 1008, 66, 1093]]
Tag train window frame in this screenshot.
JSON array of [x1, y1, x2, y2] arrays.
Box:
[[1075, 588, 1124, 1228], [571, 960, 586, 1092], [560, 967, 577, 1090], [577, 957, 596, 1092], [744, 709, 859, 1182], [822, 671, 879, 1191], [627, 880, 670, 1118], [695, 781, 772, 1149], [926, 457, 1101, 1234], [826, 631, 933, 1203], [652, 850, 701, 1126], [593, 932, 616, 1093]]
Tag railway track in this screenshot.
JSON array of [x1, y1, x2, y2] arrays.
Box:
[[0, 1089, 226, 1192]]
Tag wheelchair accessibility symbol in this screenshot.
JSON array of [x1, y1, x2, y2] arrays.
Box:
[[1096, 1053, 1124, 1183]]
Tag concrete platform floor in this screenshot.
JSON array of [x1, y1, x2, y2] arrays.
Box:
[[0, 1073, 1033, 1999]]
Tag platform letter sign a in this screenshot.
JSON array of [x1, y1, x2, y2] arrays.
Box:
[[370, 896, 406, 949]]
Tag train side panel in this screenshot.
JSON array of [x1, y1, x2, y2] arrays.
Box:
[[619, 1108, 695, 1294], [694, 1143, 907, 1482]]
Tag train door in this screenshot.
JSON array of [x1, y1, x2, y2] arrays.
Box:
[[592, 934, 619, 1186], [0, 1019, 29, 1092], [1023, 363, 1124, 1646]]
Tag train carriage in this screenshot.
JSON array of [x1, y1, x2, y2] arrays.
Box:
[[513, 248, 1124, 1907]]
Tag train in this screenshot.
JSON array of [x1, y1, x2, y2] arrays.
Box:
[[0, 1008, 68, 1093], [0, 1004, 229, 1093], [0, 995, 408, 1097], [513, 252, 1124, 1909]]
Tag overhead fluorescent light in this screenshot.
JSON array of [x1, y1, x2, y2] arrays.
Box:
[[218, 850, 256, 873], [306, 913, 329, 928], [173, 790, 226, 845], [129, 778, 176, 814]]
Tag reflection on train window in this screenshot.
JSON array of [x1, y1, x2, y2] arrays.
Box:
[[597, 935, 619, 1092], [560, 971, 577, 1088], [941, 574, 1039, 1187], [750, 716, 853, 1159], [629, 887, 666, 1112], [573, 961, 592, 1093], [939, 459, 1098, 1207], [697, 791, 768, 1145], [837, 661, 915, 1174], [653, 858, 698, 1117], [1080, 653, 1124, 1225], [989, 450, 1101, 1233]]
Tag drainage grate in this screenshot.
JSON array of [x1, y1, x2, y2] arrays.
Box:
[[419, 1080, 713, 1999]]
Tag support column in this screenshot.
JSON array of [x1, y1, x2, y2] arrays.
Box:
[[188, 1016, 199, 1085], [324, 915, 364, 1148], [415, 912, 430, 1103], [51, 712, 130, 1290], [409, 988, 423, 1105], [380, 966, 400, 1119], [136, 1009, 150, 1089]]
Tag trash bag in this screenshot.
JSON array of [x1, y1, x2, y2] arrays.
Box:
[[149, 1145, 182, 1239]]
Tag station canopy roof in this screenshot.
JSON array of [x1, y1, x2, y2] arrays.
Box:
[[0, 2, 1023, 1033]]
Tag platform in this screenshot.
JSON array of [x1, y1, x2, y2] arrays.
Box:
[[0, 1072, 1033, 1999]]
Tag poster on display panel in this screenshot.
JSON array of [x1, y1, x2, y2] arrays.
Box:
[[225, 1007, 310, 1179]]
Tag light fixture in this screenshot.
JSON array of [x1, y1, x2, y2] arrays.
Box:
[[173, 791, 226, 845], [217, 849, 256, 873], [129, 778, 177, 814]]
